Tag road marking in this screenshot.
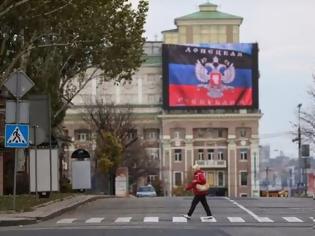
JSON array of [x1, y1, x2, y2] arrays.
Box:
[[225, 197, 271, 223], [256, 217, 274, 223], [200, 217, 217, 222], [310, 217, 315, 222], [227, 217, 245, 223], [144, 217, 159, 223], [114, 217, 132, 223], [282, 217, 303, 223], [56, 218, 77, 224], [172, 217, 187, 223], [85, 217, 104, 223]]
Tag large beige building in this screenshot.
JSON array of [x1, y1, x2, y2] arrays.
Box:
[[63, 2, 261, 197]]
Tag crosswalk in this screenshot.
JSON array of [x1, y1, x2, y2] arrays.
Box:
[[56, 216, 314, 224]]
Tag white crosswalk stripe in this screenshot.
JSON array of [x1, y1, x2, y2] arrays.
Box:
[[282, 217, 303, 223], [144, 217, 159, 222], [227, 217, 245, 223], [256, 217, 274, 223], [172, 217, 187, 223], [114, 217, 132, 223], [57, 218, 77, 224], [85, 217, 104, 223], [200, 217, 216, 222]]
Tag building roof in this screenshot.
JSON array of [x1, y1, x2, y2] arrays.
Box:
[[175, 11, 242, 21], [175, 2, 242, 22], [161, 29, 178, 33]]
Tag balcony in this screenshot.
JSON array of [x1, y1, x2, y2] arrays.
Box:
[[195, 160, 227, 168]]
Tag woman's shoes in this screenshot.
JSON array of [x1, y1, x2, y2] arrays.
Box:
[[183, 214, 191, 220]]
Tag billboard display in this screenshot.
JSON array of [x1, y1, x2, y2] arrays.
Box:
[[162, 43, 259, 109]]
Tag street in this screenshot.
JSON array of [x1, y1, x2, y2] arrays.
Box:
[[0, 197, 314, 235]]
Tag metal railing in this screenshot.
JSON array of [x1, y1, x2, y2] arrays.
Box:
[[195, 160, 227, 168]]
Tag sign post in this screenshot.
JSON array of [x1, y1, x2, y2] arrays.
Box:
[[3, 70, 34, 210]]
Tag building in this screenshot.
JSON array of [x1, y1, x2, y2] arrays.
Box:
[[63, 2, 261, 197]]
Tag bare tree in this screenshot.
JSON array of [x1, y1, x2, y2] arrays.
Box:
[[83, 100, 136, 150], [299, 75, 315, 145], [123, 139, 159, 188], [83, 100, 160, 194], [83, 100, 136, 194]]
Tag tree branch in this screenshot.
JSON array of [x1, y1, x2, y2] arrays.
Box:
[[0, 0, 31, 18]]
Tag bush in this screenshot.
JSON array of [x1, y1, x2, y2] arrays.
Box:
[[151, 179, 163, 196], [172, 185, 193, 196], [60, 177, 72, 193]]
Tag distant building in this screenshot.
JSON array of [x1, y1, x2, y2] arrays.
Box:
[[63, 2, 261, 197], [259, 145, 270, 164]]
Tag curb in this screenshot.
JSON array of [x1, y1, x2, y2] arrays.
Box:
[[0, 218, 37, 227], [37, 195, 106, 222], [0, 195, 106, 227]]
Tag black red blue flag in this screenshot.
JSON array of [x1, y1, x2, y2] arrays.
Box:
[[162, 43, 259, 109]]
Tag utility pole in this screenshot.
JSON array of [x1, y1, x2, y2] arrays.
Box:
[[293, 103, 303, 196], [297, 103, 302, 195]]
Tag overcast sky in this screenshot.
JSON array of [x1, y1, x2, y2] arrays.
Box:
[[131, 0, 315, 158]]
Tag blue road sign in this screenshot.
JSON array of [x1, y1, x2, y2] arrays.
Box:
[[5, 124, 29, 148]]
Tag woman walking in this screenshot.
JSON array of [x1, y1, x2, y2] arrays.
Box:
[[183, 164, 213, 220]]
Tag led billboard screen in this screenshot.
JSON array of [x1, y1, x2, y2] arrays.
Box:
[[162, 43, 259, 109]]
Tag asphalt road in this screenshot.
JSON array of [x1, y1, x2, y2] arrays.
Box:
[[1, 197, 315, 236]]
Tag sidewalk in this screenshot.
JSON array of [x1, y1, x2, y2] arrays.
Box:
[[0, 194, 106, 226]]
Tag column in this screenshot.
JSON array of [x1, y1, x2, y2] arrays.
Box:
[[228, 135, 237, 197], [250, 135, 260, 197], [138, 76, 143, 104], [161, 137, 171, 196], [185, 136, 193, 179]]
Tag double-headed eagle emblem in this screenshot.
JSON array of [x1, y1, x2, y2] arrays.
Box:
[[195, 56, 235, 98]]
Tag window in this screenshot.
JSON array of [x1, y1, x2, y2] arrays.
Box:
[[148, 131, 157, 139], [75, 129, 90, 141], [218, 172, 224, 186], [174, 149, 182, 161], [240, 193, 248, 197], [148, 175, 158, 183], [207, 149, 214, 160], [79, 133, 87, 141], [63, 129, 69, 138], [240, 172, 248, 186], [218, 151, 224, 160], [144, 129, 159, 140], [240, 128, 247, 137], [198, 149, 204, 160], [147, 149, 159, 160], [193, 128, 206, 138], [218, 129, 223, 138], [174, 131, 180, 139], [127, 129, 137, 140], [240, 149, 248, 160], [174, 172, 182, 186]]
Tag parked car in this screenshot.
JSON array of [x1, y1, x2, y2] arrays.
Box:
[[136, 185, 157, 197]]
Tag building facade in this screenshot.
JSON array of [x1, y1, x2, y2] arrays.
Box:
[[63, 2, 261, 197]]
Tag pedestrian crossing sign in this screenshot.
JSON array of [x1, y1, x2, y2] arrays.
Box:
[[5, 124, 29, 148]]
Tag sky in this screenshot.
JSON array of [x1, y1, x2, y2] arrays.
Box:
[[131, 0, 315, 158]]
